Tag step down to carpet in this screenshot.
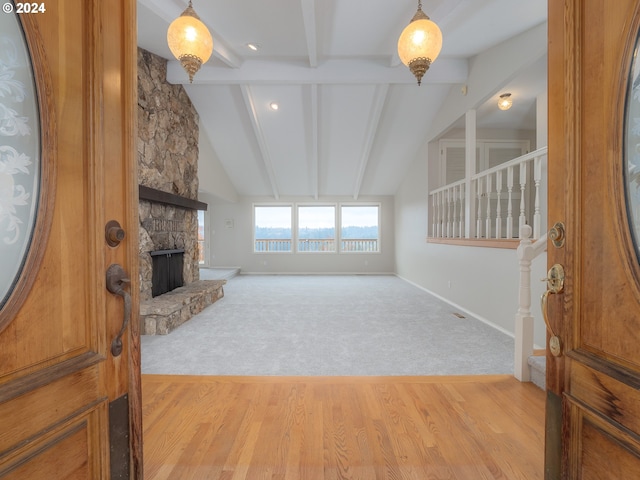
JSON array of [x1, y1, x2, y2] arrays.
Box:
[[528, 355, 546, 390], [140, 280, 226, 335], [199, 267, 240, 281]]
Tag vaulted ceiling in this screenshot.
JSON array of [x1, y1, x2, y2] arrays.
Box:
[[137, 0, 547, 200]]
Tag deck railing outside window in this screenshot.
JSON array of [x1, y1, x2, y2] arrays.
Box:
[[255, 238, 378, 252], [254, 239, 292, 252], [430, 147, 547, 240], [297, 238, 335, 252], [341, 239, 378, 252]]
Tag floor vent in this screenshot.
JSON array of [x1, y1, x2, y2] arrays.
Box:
[[452, 312, 466, 319]]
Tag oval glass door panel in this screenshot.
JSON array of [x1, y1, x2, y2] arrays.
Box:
[[0, 12, 41, 310]]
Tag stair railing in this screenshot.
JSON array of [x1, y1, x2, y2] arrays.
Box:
[[514, 224, 547, 381]]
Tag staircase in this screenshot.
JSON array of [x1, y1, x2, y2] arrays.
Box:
[[528, 355, 546, 390]]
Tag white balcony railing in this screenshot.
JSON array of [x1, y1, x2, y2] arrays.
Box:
[[430, 147, 548, 240]]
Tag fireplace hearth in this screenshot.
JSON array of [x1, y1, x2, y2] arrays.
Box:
[[150, 248, 185, 297]]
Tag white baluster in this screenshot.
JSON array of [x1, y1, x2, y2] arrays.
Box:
[[435, 192, 441, 237], [485, 174, 493, 239], [452, 186, 458, 238], [459, 184, 464, 238], [446, 189, 452, 237], [507, 166, 514, 238], [519, 161, 528, 236], [431, 193, 436, 237], [533, 155, 542, 239], [438, 192, 444, 238], [439, 191, 445, 238], [496, 170, 503, 239], [476, 178, 483, 238]]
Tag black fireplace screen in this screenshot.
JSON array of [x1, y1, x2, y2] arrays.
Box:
[[150, 248, 184, 297]]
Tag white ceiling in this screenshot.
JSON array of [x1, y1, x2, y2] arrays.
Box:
[[137, 0, 547, 200]]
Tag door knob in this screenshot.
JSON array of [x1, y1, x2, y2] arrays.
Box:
[[106, 264, 131, 357], [541, 263, 564, 357]]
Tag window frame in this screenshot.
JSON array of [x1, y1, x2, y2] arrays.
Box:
[[339, 203, 381, 254], [296, 203, 337, 254], [253, 203, 294, 254]]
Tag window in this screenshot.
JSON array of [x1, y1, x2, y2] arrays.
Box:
[[341, 205, 380, 252], [297, 205, 336, 252], [254, 205, 292, 252], [197, 210, 206, 264]]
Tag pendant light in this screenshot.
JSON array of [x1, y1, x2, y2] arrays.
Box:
[[167, 1, 213, 83], [397, 0, 443, 85]]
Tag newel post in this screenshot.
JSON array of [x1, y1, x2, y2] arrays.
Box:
[[515, 224, 535, 381]]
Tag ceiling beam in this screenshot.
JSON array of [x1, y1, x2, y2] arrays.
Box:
[[353, 84, 389, 200], [209, 40, 244, 69], [240, 86, 280, 200], [300, 0, 318, 68], [309, 85, 319, 200], [167, 58, 468, 85]]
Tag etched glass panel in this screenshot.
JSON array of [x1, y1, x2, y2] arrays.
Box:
[[0, 13, 41, 309]]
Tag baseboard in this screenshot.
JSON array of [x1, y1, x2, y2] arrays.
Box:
[[239, 271, 395, 276], [395, 274, 516, 340], [202, 266, 242, 270]]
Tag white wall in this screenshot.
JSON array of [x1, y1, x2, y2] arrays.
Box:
[[395, 150, 547, 347], [426, 23, 547, 143], [198, 120, 238, 203], [394, 22, 549, 348], [206, 195, 396, 274]]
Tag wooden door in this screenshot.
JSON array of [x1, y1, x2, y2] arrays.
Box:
[[548, 0, 640, 478], [0, 1, 141, 479]]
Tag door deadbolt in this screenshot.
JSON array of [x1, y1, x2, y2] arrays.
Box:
[[549, 222, 566, 248], [105, 220, 125, 247]]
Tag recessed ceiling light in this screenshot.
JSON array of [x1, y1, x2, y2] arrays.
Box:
[[247, 43, 260, 51], [269, 102, 279, 111]]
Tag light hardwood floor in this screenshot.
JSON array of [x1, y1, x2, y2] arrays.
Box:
[[142, 375, 545, 479]]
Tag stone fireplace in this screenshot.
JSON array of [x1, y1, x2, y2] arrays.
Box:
[[137, 48, 225, 335], [137, 47, 201, 302], [138, 187, 202, 302]]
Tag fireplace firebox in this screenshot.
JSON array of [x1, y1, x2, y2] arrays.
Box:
[[150, 248, 185, 297]]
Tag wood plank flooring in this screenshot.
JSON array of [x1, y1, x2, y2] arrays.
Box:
[[142, 375, 545, 480]]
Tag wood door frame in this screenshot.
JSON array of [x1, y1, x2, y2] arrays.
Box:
[[118, 1, 144, 476]]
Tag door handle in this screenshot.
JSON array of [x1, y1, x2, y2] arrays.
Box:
[[106, 264, 131, 357], [541, 263, 564, 357]]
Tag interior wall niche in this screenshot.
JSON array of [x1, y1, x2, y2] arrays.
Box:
[[137, 47, 200, 301]]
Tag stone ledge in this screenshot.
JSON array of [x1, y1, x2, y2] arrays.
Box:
[[140, 279, 226, 335]]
